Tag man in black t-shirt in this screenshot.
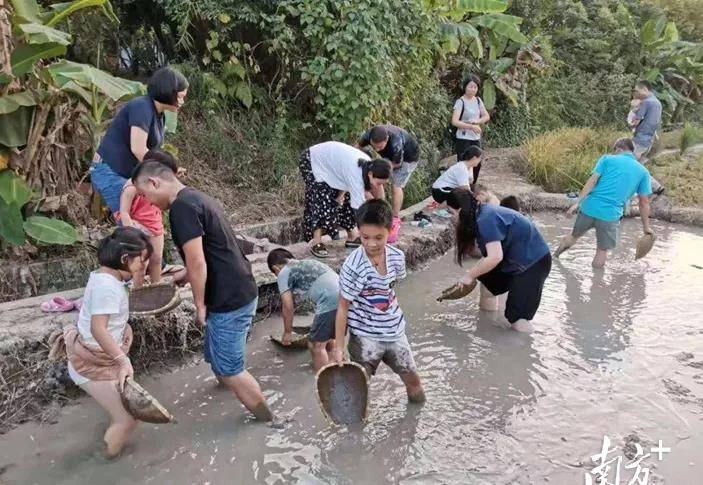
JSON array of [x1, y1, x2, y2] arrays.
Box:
[[132, 161, 273, 422], [358, 124, 421, 243]]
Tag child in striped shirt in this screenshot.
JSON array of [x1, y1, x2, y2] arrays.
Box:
[[332, 199, 425, 403]]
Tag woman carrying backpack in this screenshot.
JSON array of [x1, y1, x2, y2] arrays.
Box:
[[451, 75, 490, 183]]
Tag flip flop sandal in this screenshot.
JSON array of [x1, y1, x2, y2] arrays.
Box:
[[344, 238, 361, 248], [40, 297, 76, 313], [311, 243, 330, 258]]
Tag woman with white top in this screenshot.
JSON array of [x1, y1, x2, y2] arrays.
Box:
[[431, 145, 482, 206], [451, 75, 490, 183], [299, 141, 391, 258]]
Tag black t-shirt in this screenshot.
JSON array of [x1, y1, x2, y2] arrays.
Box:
[[169, 187, 258, 313], [359, 124, 420, 164]]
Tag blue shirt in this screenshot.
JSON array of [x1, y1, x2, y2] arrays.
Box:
[[633, 94, 662, 145], [580, 152, 652, 222], [476, 204, 550, 275], [97, 96, 165, 178]]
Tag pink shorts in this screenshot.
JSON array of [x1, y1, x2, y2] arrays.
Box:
[[116, 194, 164, 236]]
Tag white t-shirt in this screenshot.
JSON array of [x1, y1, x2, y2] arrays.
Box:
[[309, 141, 371, 209], [76, 271, 129, 348], [453, 97, 484, 141], [432, 162, 473, 190]]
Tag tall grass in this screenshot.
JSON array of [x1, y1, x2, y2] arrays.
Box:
[[679, 123, 703, 154], [522, 127, 627, 192]]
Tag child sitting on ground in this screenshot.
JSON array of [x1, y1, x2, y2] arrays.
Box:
[[333, 199, 425, 403], [63, 227, 152, 458], [118, 149, 178, 288], [267, 248, 340, 371], [431, 145, 482, 205]]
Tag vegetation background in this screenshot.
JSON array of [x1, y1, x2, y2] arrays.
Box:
[[1, 0, 702, 257]]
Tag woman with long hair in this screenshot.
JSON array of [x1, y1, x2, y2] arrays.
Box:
[[454, 191, 551, 332]]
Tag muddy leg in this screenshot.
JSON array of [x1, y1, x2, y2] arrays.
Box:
[[554, 234, 578, 258], [147, 234, 164, 285], [592, 249, 608, 268], [399, 371, 426, 403], [220, 371, 273, 421], [310, 341, 330, 371], [479, 283, 500, 311], [80, 380, 137, 458]]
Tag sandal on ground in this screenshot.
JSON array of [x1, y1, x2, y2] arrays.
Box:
[[345, 238, 361, 248], [40, 297, 77, 313], [310, 243, 330, 258]]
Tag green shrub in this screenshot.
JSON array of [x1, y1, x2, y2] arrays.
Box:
[[522, 127, 627, 192], [484, 97, 536, 148], [680, 123, 703, 154]]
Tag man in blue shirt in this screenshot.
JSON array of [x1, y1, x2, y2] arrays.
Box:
[[555, 138, 653, 268], [629, 80, 664, 194]]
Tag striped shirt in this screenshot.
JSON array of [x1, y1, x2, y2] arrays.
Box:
[[339, 245, 407, 341]]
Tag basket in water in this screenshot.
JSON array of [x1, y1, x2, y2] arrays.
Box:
[[129, 283, 181, 316], [635, 232, 655, 260], [315, 362, 369, 425], [436, 279, 478, 302], [120, 377, 176, 424], [270, 332, 309, 349]]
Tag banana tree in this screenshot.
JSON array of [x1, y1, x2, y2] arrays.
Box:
[[425, 0, 540, 110], [640, 16, 703, 121]]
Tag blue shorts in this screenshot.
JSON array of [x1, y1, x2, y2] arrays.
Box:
[[309, 310, 336, 342], [91, 162, 127, 215], [204, 298, 258, 377]]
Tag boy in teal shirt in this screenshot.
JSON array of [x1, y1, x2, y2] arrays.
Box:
[[555, 138, 653, 268], [267, 248, 339, 371]]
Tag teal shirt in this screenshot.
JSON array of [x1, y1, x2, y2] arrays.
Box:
[[580, 153, 652, 222], [277, 259, 339, 314]]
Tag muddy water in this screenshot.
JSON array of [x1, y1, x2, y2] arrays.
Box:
[[2, 214, 703, 485]]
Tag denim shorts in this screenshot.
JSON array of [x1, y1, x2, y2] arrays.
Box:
[[309, 310, 336, 342], [204, 298, 258, 377], [91, 162, 127, 215]]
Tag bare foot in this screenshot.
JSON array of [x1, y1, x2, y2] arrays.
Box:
[[511, 319, 535, 333]]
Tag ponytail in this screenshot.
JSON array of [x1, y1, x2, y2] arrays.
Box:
[[455, 190, 481, 266], [358, 158, 391, 191]]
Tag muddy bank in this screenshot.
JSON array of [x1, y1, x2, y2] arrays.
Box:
[[1, 214, 702, 484], [0, 201, 454, 433]]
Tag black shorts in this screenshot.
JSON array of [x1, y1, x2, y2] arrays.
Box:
[[431, 187, 452, 204], [477, 253, 552, 323]]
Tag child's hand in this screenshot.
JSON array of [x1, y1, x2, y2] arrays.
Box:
[[116, 357, 134, 392], [282, 331, 293, 346], [331, 347, 344, 366], [120, 214, 137, 228]]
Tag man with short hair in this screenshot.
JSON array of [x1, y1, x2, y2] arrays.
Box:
[[131, 161, 274, 422], [554, 138, 653, 268], [630, 80, 664, 194], [358, 124, 421, 243]]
